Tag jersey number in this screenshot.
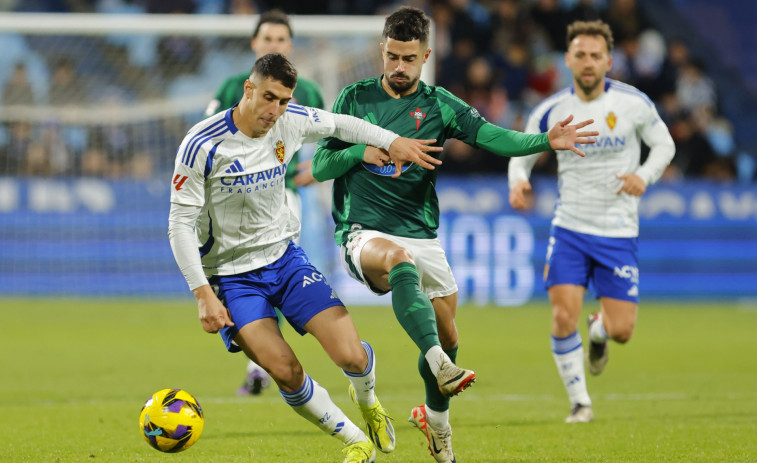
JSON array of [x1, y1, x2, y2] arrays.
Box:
[[173, 174, 188, 191]]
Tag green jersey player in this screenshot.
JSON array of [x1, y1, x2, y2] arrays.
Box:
[[312, 7, 597, 463], [204, 9, 324, 398]]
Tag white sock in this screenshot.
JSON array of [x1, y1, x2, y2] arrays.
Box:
[[424, 406, 450, 430], [589, 314, 609, 343], [280, 374, 367, 445], [551, 332, 592, 406], [343, 340, 377, 406], [424, 345, 451, 377]]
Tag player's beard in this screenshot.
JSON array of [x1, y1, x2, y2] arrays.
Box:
[[575, 71, 601, 95], [386, 72, 419, 94]]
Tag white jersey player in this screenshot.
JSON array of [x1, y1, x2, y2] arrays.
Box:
[[510, 78, 674, 238], [167, 53, 442, 463], [509, 21, 675, 424], [170, 101, 375, 282]]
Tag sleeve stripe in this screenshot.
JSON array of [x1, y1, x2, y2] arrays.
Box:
[[198, 213, 215, 257], [204, 140, 224, 179], [539, 104, 557, 133], [181, 119, 226, 165], [187, 127, 228, 168], [286, 102, 309, 116]]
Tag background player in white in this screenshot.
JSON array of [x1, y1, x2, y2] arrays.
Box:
[[508, 20, 675, 423], [168, 53, 442, 463]]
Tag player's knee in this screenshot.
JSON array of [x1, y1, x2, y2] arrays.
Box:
[[268, 360, 304, 392], [385, 247, 414, 269], [335, 347, 369, 374], [610, 324, 635, 344], [552, 305, 578, 330]]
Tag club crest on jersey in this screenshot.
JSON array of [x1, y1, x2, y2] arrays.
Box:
[[410, 107, 426, 131], [275, 140, 285, 163], [606, 111, 617, 130]]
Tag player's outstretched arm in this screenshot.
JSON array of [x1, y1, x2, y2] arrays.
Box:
[[547, 115, 599, 157], [310, 109, 441, 180], [386, 138, 443, 178]]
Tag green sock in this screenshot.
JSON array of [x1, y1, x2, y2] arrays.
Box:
[[419, 345, 458, 412], [388, 262, 440, 354]]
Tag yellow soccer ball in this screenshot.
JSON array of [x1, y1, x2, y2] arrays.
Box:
[[138, 388, 204, 453]]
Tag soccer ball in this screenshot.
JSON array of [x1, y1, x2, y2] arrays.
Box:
[[138, 388, 204, 453]]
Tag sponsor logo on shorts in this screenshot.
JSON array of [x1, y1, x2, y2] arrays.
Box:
[[302, 271, 325, 287], [613, 265, 639, 284]]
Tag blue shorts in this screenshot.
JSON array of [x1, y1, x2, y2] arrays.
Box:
[[209, 242, 344, 353], [545, 226, 639, 303]]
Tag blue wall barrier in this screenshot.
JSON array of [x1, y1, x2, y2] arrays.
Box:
[[0, 176, 755, 302], [432, 177, 757, 305]]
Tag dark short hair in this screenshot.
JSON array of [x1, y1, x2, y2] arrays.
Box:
[[566, 20, 614, 52], [252, 9, 293, 39], [250, 53, 298, 89], [382, 6, 430, 44]]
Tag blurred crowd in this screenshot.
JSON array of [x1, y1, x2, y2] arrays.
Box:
[[0, 0, 752, 183]]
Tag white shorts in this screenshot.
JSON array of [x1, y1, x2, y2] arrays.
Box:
[[341, 229, 458, 299]]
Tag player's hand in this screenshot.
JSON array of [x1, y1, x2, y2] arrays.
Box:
[[616, 173, 646, 196], [387, 138, 443, 178], [193, 285, 234, 334], [509, 179, 534, 210], [547, 115, 599, 157], [363, 146, 391, 167], [293, 160, 317, 187]]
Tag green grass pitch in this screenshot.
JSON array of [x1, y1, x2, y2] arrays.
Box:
[[1, 298, 755, 462]]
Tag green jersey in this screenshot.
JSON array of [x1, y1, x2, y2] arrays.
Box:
[[207, 72, 324, 190], [313, 76, 551, 244]]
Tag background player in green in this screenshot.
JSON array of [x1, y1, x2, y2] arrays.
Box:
[[205, 9, 324, 397], [312, 6, 598, 463]]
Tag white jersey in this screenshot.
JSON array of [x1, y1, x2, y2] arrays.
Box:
[[169, 103, 396, 284], [509, 79, 675, 237]]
